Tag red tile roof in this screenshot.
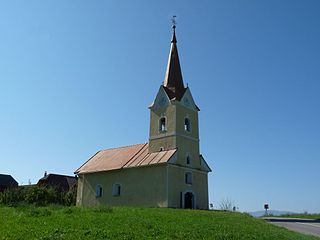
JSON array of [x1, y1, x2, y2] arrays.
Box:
[[75, 143, 176, 174]]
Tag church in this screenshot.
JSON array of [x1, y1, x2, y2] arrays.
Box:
[[75, 24, 211, 209]]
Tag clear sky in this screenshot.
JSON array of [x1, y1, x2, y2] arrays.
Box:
[[1, 1, 319, 213]]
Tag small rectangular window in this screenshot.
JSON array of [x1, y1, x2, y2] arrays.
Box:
[[185, 172, 192, 185]]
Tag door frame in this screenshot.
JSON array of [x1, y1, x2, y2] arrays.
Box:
[[182, 190, 196, 209]]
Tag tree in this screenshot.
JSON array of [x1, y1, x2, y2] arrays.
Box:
[[219, 198, 236, 211]]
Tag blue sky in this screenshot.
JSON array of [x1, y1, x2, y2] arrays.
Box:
[[1, 1, 319, 213]]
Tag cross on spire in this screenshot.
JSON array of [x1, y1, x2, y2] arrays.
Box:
[[171, 16, 177, 43], [171, 15, 177, 28]]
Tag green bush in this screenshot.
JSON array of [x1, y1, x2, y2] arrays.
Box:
[[63, 188, 77, 206], [26, 186, 62, 206], [0, 186, 77, 207], [0, 187, 26, 205]]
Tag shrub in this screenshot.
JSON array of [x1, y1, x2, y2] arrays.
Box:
[[26, 186, 62, 206], [0, 187, 26, 206], [63, 188, 77, 206], [0, 186, 77, 207]]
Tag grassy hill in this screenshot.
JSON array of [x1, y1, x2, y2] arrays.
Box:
[[0, 205, 318, 240]]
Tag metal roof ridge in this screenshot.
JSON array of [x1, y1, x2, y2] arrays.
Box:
[[122, 143, 148, 168], [157, 148, 177, 164], [143, 151, 160, 165], [124, 144, 149, 168], [134, 150, 151, 167]]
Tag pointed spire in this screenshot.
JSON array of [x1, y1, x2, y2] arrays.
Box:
[[171, 25, 177, 43], [163, 21, 186, 100]]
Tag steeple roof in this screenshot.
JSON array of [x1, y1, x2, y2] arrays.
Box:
[[163, 25, 186, 101]]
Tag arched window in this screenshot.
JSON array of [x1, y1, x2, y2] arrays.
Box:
[[185, 172, 192, 185], [184, 118, 190, 132], [112, 183, 121, 196], [186, 154, 191, 165], [159, 117, 166, 132], [95, 184, 103, 198]]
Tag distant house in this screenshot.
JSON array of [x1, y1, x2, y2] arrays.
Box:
[[0, 174, 18, 192], [37, 172, 77, 192]]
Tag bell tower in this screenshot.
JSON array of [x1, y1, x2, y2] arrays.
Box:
[[149, 24, 201, 168]]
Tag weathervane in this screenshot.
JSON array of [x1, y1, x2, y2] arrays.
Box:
[[171, 15, 177, 28]]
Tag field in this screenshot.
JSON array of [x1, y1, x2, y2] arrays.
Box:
[[0, 205, 319, 240]]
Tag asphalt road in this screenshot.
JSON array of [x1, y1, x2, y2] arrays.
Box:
[[264, 217, 320, 238]]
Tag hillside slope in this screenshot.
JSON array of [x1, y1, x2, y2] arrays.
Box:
[[0, 206, 318, 239]]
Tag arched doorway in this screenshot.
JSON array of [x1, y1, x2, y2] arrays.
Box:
[[184, 192, 194, 209]]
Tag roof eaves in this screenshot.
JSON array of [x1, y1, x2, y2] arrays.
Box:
[[200, 154, 212, 172], [77, 161, 170, 175]]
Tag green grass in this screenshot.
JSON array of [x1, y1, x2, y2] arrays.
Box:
[[0, 205, 319, 240], [280, 213, 320, 220]]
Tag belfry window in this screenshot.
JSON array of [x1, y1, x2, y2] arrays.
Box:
[[186, 154, 191, 165], [184, 118, 190, 132], [159, 117, 166, 132]]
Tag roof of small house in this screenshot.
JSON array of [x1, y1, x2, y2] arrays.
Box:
[[75, 143, 177, 174], [0, 174, 18, 187], [37, 173, 77, 191]]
